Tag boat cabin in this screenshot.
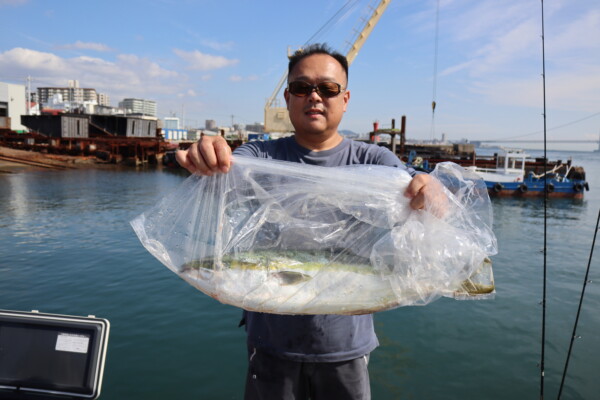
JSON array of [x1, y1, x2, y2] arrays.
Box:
[[495, 149, 528, 177], [466, 149, 528, 183]]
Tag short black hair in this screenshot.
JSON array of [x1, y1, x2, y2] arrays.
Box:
[[288, 43, 349, 83]]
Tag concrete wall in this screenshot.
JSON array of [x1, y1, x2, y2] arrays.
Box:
[[21, 114, 89, 138], [61, 115, 89, 138], [0, 82, 27, 131], [127, 118, 156, 137]]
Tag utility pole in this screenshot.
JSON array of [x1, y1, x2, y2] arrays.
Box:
[[26, 75, 32, 115], [181, 103, 185, 129]]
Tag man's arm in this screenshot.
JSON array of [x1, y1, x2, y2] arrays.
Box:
[[175, 136, 232, 175]]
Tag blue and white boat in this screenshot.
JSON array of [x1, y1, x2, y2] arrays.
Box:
[[465, 149, 589, 198]]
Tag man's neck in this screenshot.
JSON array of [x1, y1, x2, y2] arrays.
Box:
[[294, 131, 344, 152]]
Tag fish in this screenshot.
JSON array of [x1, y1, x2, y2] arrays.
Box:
[[179, 250, 495, 315]]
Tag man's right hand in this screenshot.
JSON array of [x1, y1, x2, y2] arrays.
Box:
[[175, 135, 232, 175]]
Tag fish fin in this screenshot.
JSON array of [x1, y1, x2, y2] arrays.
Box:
[[270, 271, 312, 285]]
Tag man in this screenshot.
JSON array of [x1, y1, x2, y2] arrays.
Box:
[[176, 43, 443, 400]]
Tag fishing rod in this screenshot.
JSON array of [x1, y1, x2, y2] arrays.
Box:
[[556, 209, 600, 399], [429, 0, 440, 142], [538, 2, 598, 397], [539, 0, 548, 398]]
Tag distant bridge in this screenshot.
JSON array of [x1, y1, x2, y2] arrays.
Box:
[[477, 139, 598, 143]]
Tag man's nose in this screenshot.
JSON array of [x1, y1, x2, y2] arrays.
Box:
[[307, 88, 322, 101]]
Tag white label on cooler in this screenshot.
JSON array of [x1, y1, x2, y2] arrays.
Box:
[[55, 333, 90, 354]]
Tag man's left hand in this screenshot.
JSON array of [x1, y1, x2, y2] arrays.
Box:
[[404, 174, 448, 216]]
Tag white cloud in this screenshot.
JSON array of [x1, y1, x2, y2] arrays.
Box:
[[173, 49, 238, 71], [0, 47, 182, 101], [549, 10, 600, 60], [229, 74, 259, 82], [116, 54, 178, 79], [439, 60, 474, 77], [201, 39, 235, 51], [444, 0, 536, 43], [57, 41, 113, 52], [177, 89, 198, 98], [0, 48, 66, 76], [177, 89, 197, 98], [470, 65, 600, 113], [469, 19, 539, 77], [0, 0, 28, 6], [436, 1, 600, 115]]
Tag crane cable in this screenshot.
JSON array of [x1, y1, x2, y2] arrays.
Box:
[[304, 0, 360, 47], [265, 0, 359, 110], [430, 0, 440, 141]]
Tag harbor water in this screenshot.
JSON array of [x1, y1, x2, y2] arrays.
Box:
[[1, 149, 599, 399]]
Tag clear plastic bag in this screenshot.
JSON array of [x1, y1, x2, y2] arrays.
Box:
[[131, 156, 497, 315]]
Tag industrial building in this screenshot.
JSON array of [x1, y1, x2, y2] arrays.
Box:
[[0, 82, 27, 131], [37, 80, 98, 104], [119, 98, 157, 117], [163, 117, 180, 129], [21, 114, 157, 139], [205, 119, 217, 130], [97, 93, 111, 106]]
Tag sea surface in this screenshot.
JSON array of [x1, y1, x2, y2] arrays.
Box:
[[0, 149, 599, 399]]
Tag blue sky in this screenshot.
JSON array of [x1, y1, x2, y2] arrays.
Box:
[[1, 0, 599, 148]]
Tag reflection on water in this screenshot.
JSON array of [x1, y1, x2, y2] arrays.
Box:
[[492, 197, 587, 226]]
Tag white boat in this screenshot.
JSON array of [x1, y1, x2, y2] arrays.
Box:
[[465, 149, 528, 183]]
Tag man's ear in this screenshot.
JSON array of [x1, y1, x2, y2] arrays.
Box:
[[343, 89, 350, 112], [284, 88, 290, 109]]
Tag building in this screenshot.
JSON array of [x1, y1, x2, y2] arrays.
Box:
[[162, 128, 188, 141], [95, 104, 125, 115], [164, 117, 180, 130], [40, 93, 95, 115], [0, 82, 27, 131], [119, 98, 157, 117], [245, 122, 265, 133], [97, 93, 110, 106], [37, 80, 98, 104], [205, 119, 217, 130]]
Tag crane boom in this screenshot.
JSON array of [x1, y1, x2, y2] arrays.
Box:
[[264, 0, 391, 133], [346, 0, 391, 65]]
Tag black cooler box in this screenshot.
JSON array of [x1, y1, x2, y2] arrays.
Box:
[[0, 310, 109, 399]]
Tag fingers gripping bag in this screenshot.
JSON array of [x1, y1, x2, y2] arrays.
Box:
[[131, 156, 497, 315]]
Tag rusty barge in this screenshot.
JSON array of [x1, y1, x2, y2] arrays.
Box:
[[0, 113, 175, 167]]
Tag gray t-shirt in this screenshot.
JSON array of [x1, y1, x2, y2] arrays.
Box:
[[233, 135, 414, 362]]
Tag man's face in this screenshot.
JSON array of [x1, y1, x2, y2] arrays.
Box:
[[284, 54, 350, 138]]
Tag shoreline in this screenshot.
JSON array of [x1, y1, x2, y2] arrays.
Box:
[[0, 145, 151, 173]]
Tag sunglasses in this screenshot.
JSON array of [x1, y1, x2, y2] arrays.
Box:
[[287, 81, 344, 98]]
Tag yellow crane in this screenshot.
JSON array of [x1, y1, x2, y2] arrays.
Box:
[[263, 0, 391, 133]]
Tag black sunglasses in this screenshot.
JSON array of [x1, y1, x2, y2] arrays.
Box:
[[287, 81, 344, 98]]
